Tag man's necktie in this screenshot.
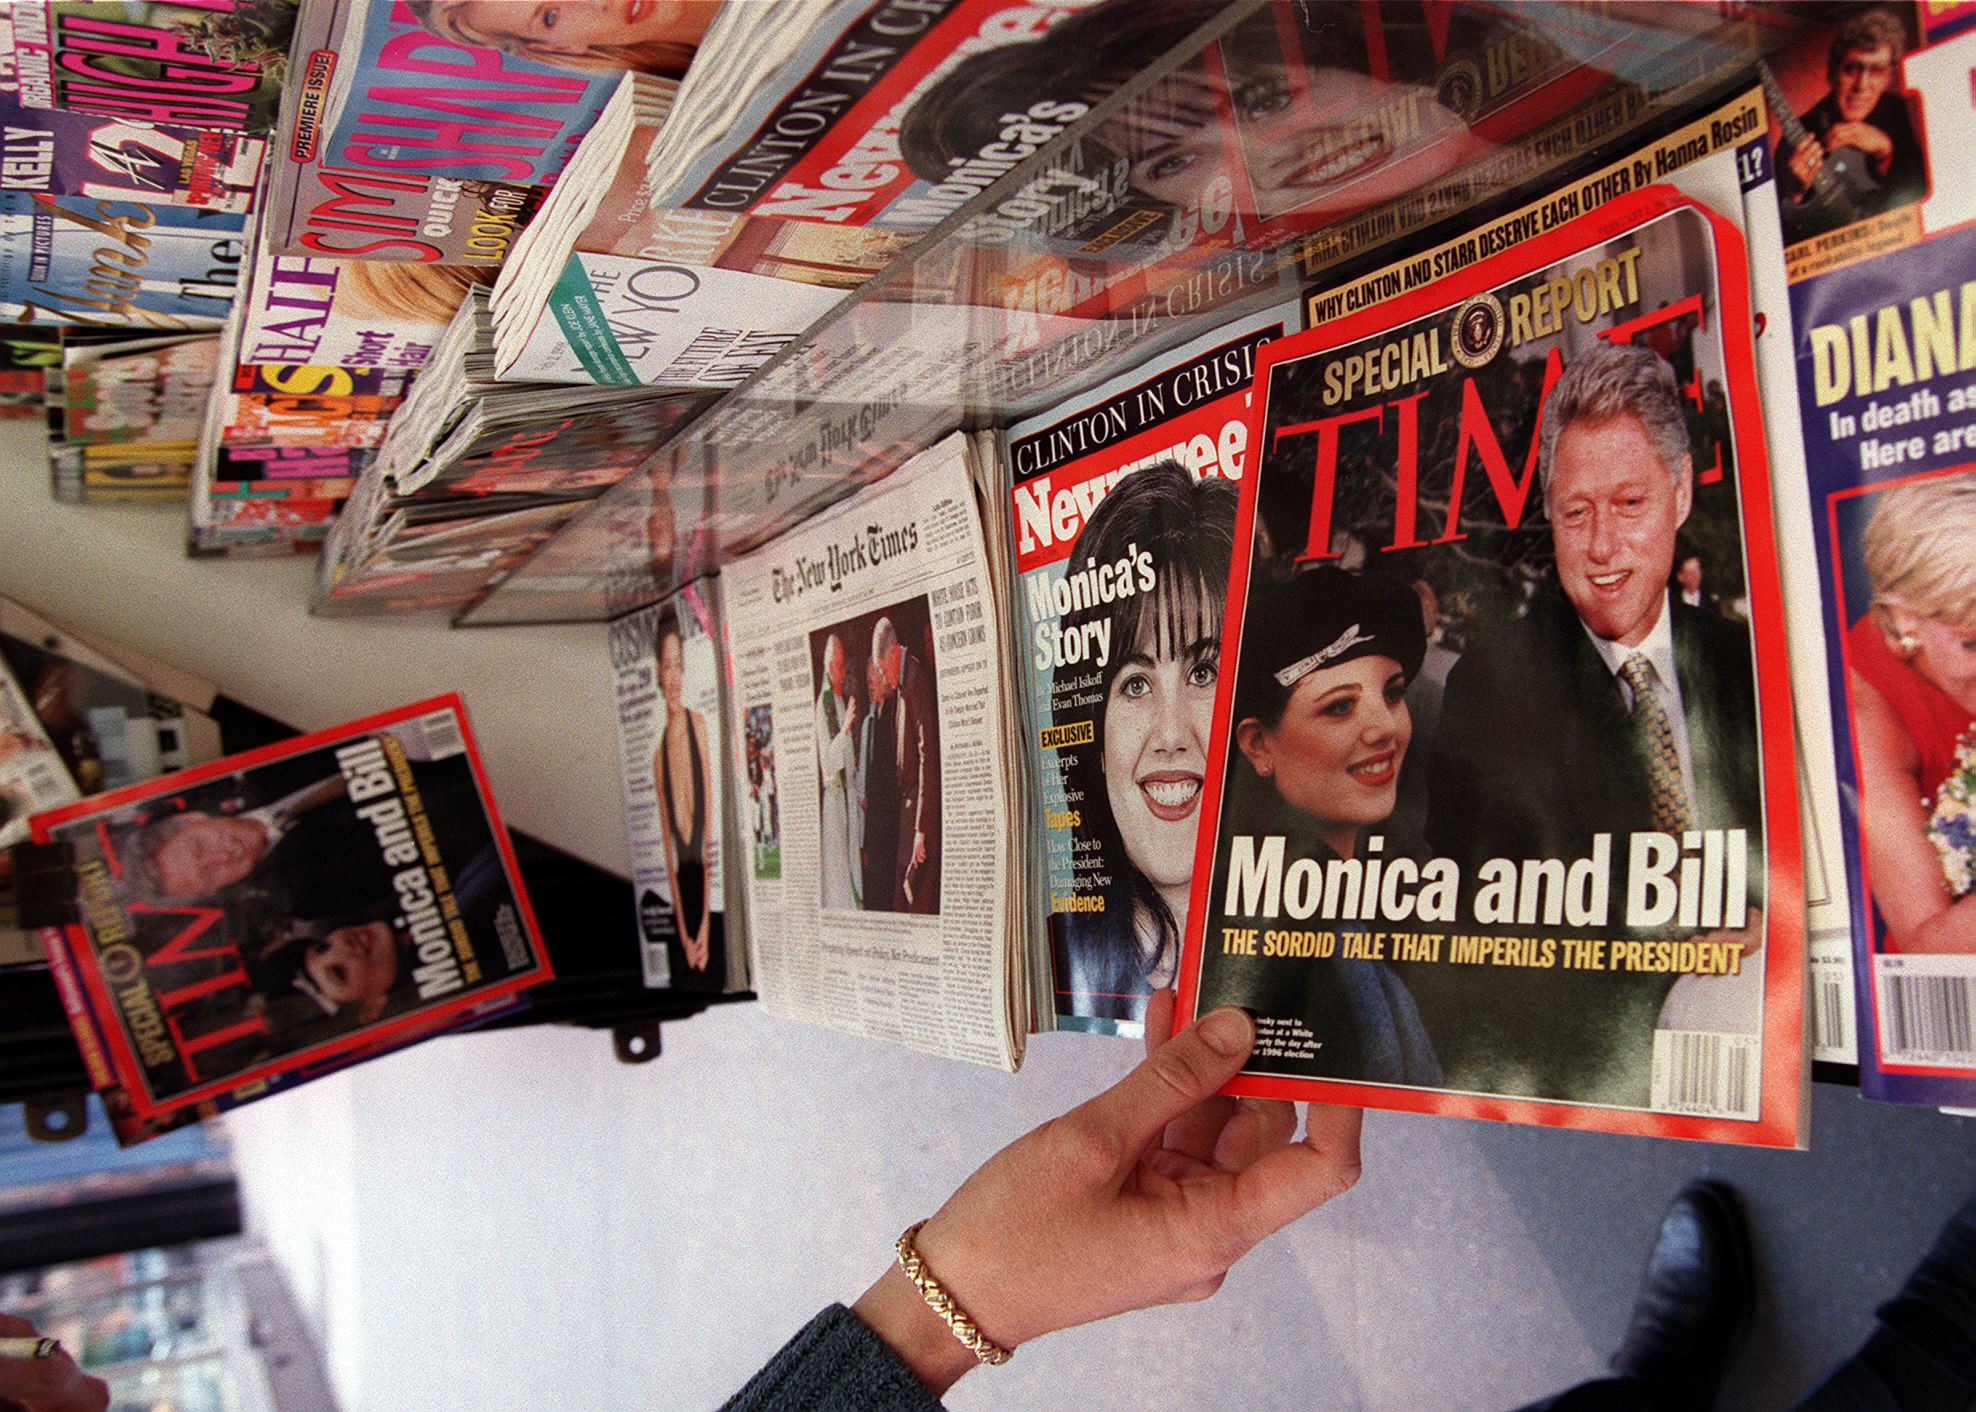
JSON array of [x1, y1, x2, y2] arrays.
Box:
[[1618, 654, 1695, 834]]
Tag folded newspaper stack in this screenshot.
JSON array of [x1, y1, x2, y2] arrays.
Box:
[[488, 66, 846, 388], [623, 432, 1033, 1066], [314, 290, 711, 615]]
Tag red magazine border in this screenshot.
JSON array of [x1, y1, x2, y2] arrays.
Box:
[[1175, 186, 1806, 1146], [30, 693, 552, 1123]]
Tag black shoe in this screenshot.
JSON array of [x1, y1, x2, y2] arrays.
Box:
[[1608, 1179, 1754, 1411]]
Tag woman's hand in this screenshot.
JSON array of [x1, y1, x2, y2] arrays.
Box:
[[0, 1315, 108, 1412], [852, 991, 1362, 1393]]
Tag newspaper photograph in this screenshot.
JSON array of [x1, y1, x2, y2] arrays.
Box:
[[723, 433, 1017, 1069]]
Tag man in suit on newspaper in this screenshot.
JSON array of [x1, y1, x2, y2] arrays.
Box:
[[1423, 343, 1763, 1106], [859, 616, 941, 914], [815, 633, 863, 910]]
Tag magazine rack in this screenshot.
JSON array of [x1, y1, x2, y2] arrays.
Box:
[[458, 0, 1800, 628]]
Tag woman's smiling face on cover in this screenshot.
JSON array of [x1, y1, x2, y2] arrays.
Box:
[[1102, 601, 1219, 893], [1241, 655, 1410, 851], [438, 0, 716, 66]]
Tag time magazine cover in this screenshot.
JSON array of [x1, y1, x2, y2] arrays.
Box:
[[1177, 189, 1805, 1146], [28, 695, 551, 1134]]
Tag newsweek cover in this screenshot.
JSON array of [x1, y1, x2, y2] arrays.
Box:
[[650, 0, 1112, 235], [1178, 188, 1804, 1145], [27, 695, 551, 1133], [264, 0, 700, 262], [1004, 300, 1298, 1035], [0, 192, 242, 328], [1775, 4, 1976, 1105], [4, 0, 295, 133], [610, 582, 734, 991]]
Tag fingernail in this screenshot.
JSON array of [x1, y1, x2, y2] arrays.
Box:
[[1198, 1006, 1252, 1056]]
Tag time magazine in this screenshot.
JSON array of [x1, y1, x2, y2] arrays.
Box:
[[1178, 186, 1806, 1146], [27, 695, 551, 1137]]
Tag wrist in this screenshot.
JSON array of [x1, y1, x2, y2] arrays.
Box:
[[852, 1263, 982, 1396]]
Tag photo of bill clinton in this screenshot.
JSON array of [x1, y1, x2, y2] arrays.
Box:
[[1422, 343, 1763, 1104], [808, 595, 942, 917]]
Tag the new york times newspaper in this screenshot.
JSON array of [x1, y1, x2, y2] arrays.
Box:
[[722, 433, 1020, 1069], [30, 695, 550, 1137], [1180, 136, 1805, 1145]]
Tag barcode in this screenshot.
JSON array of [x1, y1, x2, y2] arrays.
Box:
[[418, 709, 466, 760], [1815, 978, 1849, 1055], [1651, 1030, 1759, 1119], [1881, 973, 1976, 1064]]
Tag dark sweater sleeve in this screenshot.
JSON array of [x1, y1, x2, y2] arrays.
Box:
[[719, 1305, 949, 1412]]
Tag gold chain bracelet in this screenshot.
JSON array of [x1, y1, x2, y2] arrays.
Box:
[[893, 1220, 1013, 1366]]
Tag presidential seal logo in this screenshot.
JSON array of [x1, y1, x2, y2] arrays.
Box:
[[1435, 57, 1483, 121], [1449, 293, 1505, 368]]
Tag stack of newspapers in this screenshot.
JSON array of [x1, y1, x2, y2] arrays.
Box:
[[314, 290, 710, 614], [487, 67, 848, 389]]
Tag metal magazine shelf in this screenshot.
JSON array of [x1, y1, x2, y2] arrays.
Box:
[[456, 0, 1798, 629]]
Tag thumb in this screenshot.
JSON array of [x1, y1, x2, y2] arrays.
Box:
[[1076, 1006, 1254, 1158]]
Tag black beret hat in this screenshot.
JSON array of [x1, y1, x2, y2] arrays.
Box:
[[1238, 566, 1426, 717]]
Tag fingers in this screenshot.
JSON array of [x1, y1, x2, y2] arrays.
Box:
[[1224, 1104, 1365, 1247], [1076, 1006, 1254, 1161], [1210, 1097, 1299, 1172], [1141, 989, 1177, 1057], [1161, 1093, 1237, 1165]]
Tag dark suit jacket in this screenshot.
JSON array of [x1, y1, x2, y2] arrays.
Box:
[[1417, 594, 1762, 1105], [891, 651, 940, 914], [248, 753, 494, 928]]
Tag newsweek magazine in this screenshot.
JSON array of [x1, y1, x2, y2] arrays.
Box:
[[27, 695, 551, 1136], [644, 0, 1110, 236], [3, 0, 295, 133], [1771, 4, 1976, 1105], [262, 0, 693, 263], [1177, 182, 1805, 1145], [1004, 300, 1299, 1036], [610, 581, 738, 992]]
